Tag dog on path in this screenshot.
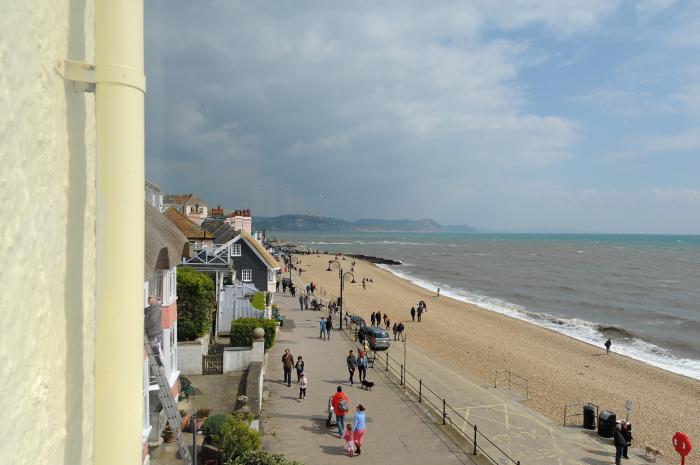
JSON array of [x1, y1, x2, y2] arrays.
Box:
[[360, 379, 375, 390], [644, 444, 662, 461]]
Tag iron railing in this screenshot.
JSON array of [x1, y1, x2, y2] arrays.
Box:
[[340, 319, 520, 465], [494, 369, 529, 399]]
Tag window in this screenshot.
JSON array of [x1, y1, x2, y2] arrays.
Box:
[[242, 269, 252, 282], [231, 243, 241, 256], [268, 270, 275, 283]]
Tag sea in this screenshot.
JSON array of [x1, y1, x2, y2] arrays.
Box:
[[273, 232, 700, 380]]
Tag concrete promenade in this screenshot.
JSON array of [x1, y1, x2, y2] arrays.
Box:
[[263, 272, 671, 465], [262, 291, 477, 465]]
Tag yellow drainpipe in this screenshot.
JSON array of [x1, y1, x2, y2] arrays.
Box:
[[94, 1, 145, 464]]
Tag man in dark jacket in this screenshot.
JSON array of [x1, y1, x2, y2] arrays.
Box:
[[410, 306, 416, 322], [613, 423, 630, 465], [621, 421, 632, 459], [144, 295, 163, 365], [347, 350, 358, 385], [282, 349, 294, 387]]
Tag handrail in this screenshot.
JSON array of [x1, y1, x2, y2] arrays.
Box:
[[345, 324, 520, 465], [494, 369, 529, 399]]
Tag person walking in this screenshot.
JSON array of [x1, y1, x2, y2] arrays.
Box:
[[294, 356, 305, 383], [410, 306, 416, 322], [319, 317, 327, 340], [298, 295, 304, 311], [290, 285, 296, 297], [282, 349, 294, 387], [605, 338, 612, 354], [326, 316, 333, 341], [303, 294, 309, 310], [385, 317, 391, 331], [343, 424, 355, 456], [613, 423, 630, 465], [353, 404, 367, 455], [370, 312, 375, 327], [331, 386, 350, 437], [392, 322, 398, 341], [298, 372, 307, 400], [275, 280, 280, 293], [347, 349, 358, 385], [397, 321, 405, 340], [436, 288, 440, 297], [357, 351, 369, 382], [417, 306, 423, 322]]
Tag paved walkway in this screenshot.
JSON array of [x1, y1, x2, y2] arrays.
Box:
[[262, 291, 478, 465], [383, 340, 667, 465]]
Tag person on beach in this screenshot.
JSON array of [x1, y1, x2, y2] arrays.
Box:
[[370, 312, 375, 327], [282, 349, 294, 387], [392, 322, 398, 341], [298, 372, 307, 400], [326, 316, 333, 341], [417, 306, 423, 322], [605, 338, 612, 354], [343, 424, 356, 456], [347, 350, 358, 385], [331, 386, 350, 436], [353, 404, 367, 455], [362, 278, 366, 290], [298, 295, 304, 310], [357, 351, 369, 382], [397, 322, 405, 340], [320, 317, 327, 340], [410, 306, 416, 322], [385, 317, 391, 331], [295, 356, 305, 383], [437, 288, 440, 297]]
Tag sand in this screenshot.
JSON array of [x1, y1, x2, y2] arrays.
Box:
[[290, 253, 700, 453]]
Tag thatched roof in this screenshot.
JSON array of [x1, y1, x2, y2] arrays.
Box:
[[164, 207, 214, 240], [145, 201, 190, 279], [240, 231, 281, 269]]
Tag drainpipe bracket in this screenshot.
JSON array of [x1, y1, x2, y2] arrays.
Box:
[[57, 59, 146, 94]]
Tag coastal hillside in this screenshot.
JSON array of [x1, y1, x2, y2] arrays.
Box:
[[253, 214, 475, 232]]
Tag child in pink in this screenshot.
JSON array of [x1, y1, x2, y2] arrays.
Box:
[[343, 424, 355, 457]]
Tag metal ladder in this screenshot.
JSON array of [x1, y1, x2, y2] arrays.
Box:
[[145, 339, 193, 465]]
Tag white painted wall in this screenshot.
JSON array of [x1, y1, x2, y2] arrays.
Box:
[[0, 2, 96, 465], [178, 334, 210, 375]]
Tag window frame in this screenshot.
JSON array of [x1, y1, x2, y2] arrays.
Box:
[[231, 243, 242, 256], [242, 269, 252, 282]]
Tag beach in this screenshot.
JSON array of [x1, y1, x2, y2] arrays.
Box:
[[291, 252, 700, 454]]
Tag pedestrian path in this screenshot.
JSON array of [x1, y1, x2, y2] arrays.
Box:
[[375, 332, 669, 465], [261, 291, 477, 465]]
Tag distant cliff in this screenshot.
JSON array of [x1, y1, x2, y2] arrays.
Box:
[[253, 214, 476, 233]]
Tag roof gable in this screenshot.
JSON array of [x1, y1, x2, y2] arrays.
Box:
[[232, 232, 280, 270]]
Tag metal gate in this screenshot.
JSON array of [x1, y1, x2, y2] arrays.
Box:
[[202, 353, 223, 375]]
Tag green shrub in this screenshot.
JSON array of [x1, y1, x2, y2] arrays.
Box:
[[230, 317, 277, 350], [219, 416, 261, 460], [250, 292, 266, 310], [202, 414, 236, 442], [230, 450, 306, 465], [177, 266, 214, 341]]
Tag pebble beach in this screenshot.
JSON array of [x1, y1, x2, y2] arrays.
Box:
[[291, 252, 700, 455]]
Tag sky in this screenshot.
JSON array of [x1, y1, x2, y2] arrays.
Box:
[[145, 0, 700, 233]]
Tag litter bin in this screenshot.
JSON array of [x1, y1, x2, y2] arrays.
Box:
[[583, 404, 596, 430], [598, 410, 616, 438]]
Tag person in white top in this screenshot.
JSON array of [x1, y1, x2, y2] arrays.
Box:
[[298, 372, 308, 400]]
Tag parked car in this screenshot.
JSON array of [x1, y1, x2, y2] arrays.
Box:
[[366, 326, 391, 351]]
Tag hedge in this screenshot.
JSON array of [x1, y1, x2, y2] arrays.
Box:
[[177, 266, 214, 341], [230, 317, 277, 350], [231, 450, 306, 465], [202, 413, 260, 461]]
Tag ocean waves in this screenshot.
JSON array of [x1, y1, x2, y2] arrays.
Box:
[[376, 263, 700, 380]]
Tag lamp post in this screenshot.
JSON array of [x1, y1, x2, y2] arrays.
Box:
[[327, 259, 355, 330]]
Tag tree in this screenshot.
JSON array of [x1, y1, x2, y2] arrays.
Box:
[[177, 266, 214, 341], [250, 292, 266, 310]]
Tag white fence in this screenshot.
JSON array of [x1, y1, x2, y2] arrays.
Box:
[[217, 282, 265, 335]]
